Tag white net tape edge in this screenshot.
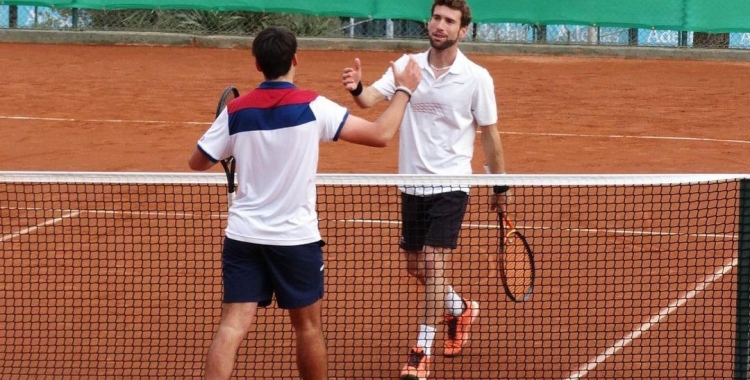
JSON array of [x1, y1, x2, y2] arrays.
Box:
[[0, 171, 747, 187]]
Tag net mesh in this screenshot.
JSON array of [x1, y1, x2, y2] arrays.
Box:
[[0, 171, 743, 379]]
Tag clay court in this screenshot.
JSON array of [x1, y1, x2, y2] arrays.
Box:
[[1, 42, 750, 379]]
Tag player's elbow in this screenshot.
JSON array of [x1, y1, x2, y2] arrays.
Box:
[[370, 139, 388, 148], [188, 160, 204, 171], [188, 151, 214, 171], [371, 128, 397, 148]]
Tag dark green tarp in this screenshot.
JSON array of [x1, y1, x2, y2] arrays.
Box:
[[2, 0, 749, 32]]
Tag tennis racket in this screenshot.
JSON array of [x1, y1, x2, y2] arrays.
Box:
[[215, 86, 240, 207], [498, 213, 535, 302]]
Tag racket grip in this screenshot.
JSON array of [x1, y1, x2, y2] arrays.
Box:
[[228, 191, 235, 208]]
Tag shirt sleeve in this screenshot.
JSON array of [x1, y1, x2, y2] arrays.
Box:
[[197, 107, 232, 162], [370, 54, 410, 99], [309, 96, 350, 142], [472, 67, 499, 127]]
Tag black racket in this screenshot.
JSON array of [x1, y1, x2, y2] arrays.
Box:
[[498, 213, 535, 302], [215, 86, 240, 207]]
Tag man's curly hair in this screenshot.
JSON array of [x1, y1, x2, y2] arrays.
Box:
[[431, 0, 472, 28]]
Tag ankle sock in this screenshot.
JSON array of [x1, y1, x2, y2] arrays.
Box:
[[445, 285, 465, 317], [416, 324, 436, 356]]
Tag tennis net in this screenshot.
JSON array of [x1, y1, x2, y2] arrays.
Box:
[[1, 171, 748, 380]]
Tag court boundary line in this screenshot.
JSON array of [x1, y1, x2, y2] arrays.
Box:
[[563, 256, 738, 379], [339, 218, 738, 240], [0, 208, 735, 240], [0, 206, 226, 220], [1, 210, 81, 242], [1, 115, 749, 145]]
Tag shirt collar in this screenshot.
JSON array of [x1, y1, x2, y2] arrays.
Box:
[[259, 81, 296, 89], [421, 48, 467, 74]]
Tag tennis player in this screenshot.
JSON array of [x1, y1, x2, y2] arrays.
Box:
[[341, 1, 507, 378], [188, 26, 421, 380]]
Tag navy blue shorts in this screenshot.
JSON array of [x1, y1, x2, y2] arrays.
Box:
[[221, 237, 325, 309], [400, 191, 469, 252]]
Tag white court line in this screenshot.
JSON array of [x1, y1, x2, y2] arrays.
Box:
[[2, 211, 734, 239], [0, 115, 209, 126], [0, 206, 226, 220], [2, 115, 749, 144], [564, 257, 738, 380], [84, 209, 226, 219], [1, 210, 81, 242], [338, 219, 737, 240], [502, 131, 750, 145]]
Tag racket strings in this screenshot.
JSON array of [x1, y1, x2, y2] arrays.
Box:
[[504, 232, 533, 297]]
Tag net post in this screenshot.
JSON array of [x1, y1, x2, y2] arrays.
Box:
[[735, 178, 750, 380], [9, 5, 18, 28]]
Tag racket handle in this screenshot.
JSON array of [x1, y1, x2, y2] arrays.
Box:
[[228, 191, 235, 208]]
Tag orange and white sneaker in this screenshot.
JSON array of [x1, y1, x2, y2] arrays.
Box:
[[443, 299, 480, 357], [399, 346, 431, 380]]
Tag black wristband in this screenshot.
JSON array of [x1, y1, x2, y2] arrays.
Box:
[[349, 81, 363, 96], [493, 185, 510, 194], [394, 88, 412, 100]]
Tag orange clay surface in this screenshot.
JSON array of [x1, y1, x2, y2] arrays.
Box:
[[1, 43, 749, 380], [1, 43, 749, 174]]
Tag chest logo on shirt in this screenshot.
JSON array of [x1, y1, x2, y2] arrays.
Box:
[[410, 102, 449, 118]]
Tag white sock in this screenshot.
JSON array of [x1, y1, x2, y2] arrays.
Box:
[[416, 324, 436, 356], [445, 285, 465, 317]]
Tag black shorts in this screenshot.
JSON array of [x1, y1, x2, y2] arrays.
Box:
[[399, 191, 469, 252], [221, 237, 325, 309]]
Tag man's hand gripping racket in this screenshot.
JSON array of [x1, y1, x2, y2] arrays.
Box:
[[493, 187, 536, 303], [215, 86, 240, 207]]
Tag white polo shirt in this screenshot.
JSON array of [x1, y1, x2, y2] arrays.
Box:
[[371, 49, 498, 195], [197, 81, 348, 245]]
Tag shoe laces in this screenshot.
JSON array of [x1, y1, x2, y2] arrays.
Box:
[[446, 316, 459, 340], [407, 349, 426, 368]]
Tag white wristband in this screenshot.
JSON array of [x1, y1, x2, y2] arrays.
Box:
[[395, 86, 413, 97]]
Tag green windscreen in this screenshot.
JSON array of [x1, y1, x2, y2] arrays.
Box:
[[1, 0, 749, 32]]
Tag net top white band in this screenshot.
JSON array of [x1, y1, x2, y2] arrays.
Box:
[[0, 171, 747, 186]]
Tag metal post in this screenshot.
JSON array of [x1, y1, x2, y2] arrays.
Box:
[[735, 179, 750, 380], [9, 5, 18, 28], [678, 31, 688, 47], [532, 24, 546, 43], [72, 8, 79, 29], [628, 28, 639, 46]]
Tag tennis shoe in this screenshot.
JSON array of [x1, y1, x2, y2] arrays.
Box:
[[443, 299, 480, 357], [399, 346, 430, 380]]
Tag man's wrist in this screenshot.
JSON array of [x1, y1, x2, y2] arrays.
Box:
[[349, 81, 363, 96], [484, 164, 506, 175], [394, 86, 412, 101]]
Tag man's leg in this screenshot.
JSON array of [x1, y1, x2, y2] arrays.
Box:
[[420, 246, 451, 328], [400, 248, 446, 380], [288, 300, 328, 380], [205, 302, 258, 380]]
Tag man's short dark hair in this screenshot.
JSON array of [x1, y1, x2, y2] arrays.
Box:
[[252, 26, 297, 80], [432, 0, 472, 28]]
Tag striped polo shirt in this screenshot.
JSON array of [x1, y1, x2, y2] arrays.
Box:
[[197, 81, 349, 245]]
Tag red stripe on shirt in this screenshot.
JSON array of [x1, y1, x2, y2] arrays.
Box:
[[228, 88, 318, 113]]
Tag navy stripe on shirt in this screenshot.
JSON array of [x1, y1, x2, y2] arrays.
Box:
[[228, 102, 316, 135]]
